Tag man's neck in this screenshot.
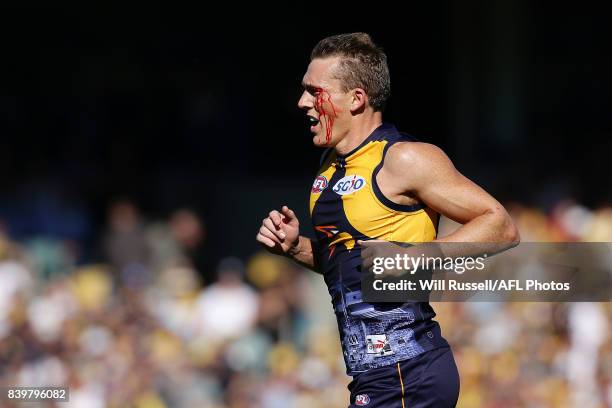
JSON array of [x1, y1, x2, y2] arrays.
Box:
[[334, 113, 383, 156]]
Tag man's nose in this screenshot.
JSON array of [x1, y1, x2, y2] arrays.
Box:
[[297, 91, 313, 110]]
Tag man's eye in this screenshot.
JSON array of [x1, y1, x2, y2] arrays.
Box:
[[308, 87, 322, 97]]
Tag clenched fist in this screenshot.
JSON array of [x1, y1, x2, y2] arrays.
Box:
[[256, 206, 300, 255]]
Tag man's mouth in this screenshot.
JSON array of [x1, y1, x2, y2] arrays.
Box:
[[307, 115, 321, 136], [307, 115, 320, 128]]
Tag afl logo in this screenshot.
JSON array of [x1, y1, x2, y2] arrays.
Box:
[[311, 175, 328, 193], [332, 175, 366, 195], [355, 394, 370, 406]]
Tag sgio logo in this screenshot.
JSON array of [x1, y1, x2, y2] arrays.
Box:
[[332, 175, 366, 195]]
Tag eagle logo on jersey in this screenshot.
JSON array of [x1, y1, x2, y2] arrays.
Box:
[[315, 225, 356, 259]]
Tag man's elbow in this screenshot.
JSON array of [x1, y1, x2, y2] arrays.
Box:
[[504, 221, 520, 248], [499, 211, 520, 248], [487, 207, 520, 248]]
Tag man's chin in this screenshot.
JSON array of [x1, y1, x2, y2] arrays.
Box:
[[312, 135, 327, 147], [312, 131, 331, 147]]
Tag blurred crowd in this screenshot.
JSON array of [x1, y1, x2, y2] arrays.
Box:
[[0, 199, 611, 407]]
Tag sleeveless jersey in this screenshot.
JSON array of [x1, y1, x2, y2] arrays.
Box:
[[309, 122, 449, 375]]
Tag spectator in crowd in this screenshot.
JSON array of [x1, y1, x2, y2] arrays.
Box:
[[103, 199, 152, 287]]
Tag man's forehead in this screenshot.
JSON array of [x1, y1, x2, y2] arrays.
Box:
[[303, 56, 342, 87]]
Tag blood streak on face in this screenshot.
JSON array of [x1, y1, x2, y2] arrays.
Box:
[[314, 88, 339, 144]]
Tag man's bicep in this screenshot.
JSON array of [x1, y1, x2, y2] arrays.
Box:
[[401, 144, 503, 224]]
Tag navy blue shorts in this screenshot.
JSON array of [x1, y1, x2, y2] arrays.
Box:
[[348, 346, 460, 408]]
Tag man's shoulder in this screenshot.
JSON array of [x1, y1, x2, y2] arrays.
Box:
[[384, 141, 451, 175]]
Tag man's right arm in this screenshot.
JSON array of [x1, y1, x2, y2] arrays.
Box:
[[256, 206, 321, 273], [286, 235, 320, 273]]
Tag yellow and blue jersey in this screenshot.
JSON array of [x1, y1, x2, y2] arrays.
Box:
[[309, 123, 448, 375]]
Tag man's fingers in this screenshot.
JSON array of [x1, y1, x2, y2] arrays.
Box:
[[260, 225, 283, 243], [360, 240, 383, 271], [358, 239, 386, 247], [269, 210, 282, 228], [361, 245, 374, 259], [263, 218, 286, 241], [360, 242, 374, 271], [256, 233, 276, 248], [281, 206, 296, 221]]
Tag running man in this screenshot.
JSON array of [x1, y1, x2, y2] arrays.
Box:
[[256, 33, 519, 408]]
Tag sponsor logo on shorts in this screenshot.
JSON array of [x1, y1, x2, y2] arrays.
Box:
[[355, 394, 370, 406], [312, 175, 328, 193], [332, 175, 366, 196], [366, 334, 394, 357]]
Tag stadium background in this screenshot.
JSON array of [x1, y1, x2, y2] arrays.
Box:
[[0, 3, 610, 407]]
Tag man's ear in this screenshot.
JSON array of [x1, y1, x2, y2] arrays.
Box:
[[350, 88, 367, 113]]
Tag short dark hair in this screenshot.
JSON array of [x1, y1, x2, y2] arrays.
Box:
[[310, 33, 390, 112]]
